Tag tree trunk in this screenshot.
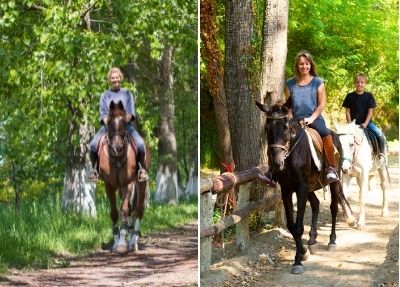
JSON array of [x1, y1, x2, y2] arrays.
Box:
[[259, 0, 289, 227], [184, 143, 198, 197], [62, 114, 96, 217], [155, 45, 181, 204], [224, 0, 259, 250], [200, 0, 234, 169]]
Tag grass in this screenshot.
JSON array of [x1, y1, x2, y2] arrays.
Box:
[[0, 193, 197, 273]]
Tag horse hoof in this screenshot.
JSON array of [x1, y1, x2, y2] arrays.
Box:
[[346, 216, 357, 228], [291, 265, 304, 274], [328, 243, 337, 252], [116, 242, 128, 254], [301, 247, 310, 261], [381, 209, 389, 217], [129, 243, 138, 251], [356, 223, 365, 231], [308, 244, 317, 255]]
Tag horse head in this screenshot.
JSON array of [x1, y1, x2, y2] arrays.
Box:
[[106, 100, 128, 158], [334, 120, 360, 174], [256, 101, 292, 171]]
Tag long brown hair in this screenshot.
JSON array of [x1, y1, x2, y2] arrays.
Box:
[[294, 50, 318, 79]]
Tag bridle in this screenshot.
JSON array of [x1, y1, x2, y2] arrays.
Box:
[[266, 114, 305, 160]]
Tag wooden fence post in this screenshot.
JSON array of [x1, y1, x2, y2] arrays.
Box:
[[235, 182, 250, 250], [200, 191, 213, 275], [273, 184, 285, 226]]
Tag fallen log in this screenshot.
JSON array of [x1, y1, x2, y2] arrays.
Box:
[[200, 164, 269, 194], [200, 193, 281, 238]]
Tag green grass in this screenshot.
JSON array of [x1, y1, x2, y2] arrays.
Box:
[[0, 193, 197, 273]]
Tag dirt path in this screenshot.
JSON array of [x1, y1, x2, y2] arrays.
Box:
[[1, 223, 198, 287], [201, 156, 399, 287]]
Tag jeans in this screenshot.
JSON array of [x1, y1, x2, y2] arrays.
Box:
[[89, 124, 145, 154], [308, 117, 330, 137], [366, 122, 383, 138]]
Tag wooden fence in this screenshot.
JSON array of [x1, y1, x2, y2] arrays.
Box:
[[200, 164, 284, 274]]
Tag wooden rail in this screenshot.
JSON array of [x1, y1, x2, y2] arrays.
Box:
[[200, 164, 269, 193], [200, 164, 283, 275]]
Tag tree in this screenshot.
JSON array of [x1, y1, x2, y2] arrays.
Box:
[[224, 0, 260, 250], [200, 0, 234, 173]]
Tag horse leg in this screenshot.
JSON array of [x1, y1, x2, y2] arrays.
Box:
[[337, 183, 357, 228], [307, 192, 319, 253], [105, 184, 119, 251], [128, 181, 147, 251], [328, 181, 342, 251], [116, 182, 134, 254], [356, 171, 368, 230], [342, 174, 351, 199], [283, 186, 308, 274], [378, 167, 389, 217]]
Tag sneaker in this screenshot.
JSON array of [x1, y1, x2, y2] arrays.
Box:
[[326, 167, 339, 183], [138, 169, 148, 182], [378, 153, 387, 166], [88, 169, 99, 181]]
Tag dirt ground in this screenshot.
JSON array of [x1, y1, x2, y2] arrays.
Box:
[[201, 152, 399, 287], [0, 223, 198, 287]]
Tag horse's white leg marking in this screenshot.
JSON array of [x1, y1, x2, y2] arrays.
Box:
[[112, 226, 119, 251], [357, 170, 368, 229], [378, 167, 389, 217], [129, 218, 140, 251], [116, 228, 128, 253], [342, 174, 351, 198]]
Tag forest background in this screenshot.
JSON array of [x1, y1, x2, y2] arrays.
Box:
[[201, 0, 399, 169], [0, 0, 197, 271]]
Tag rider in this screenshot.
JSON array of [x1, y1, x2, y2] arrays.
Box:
[[342, 73, 387, 165], [284, 50, 339, 183], [88, 67, 148, 182]]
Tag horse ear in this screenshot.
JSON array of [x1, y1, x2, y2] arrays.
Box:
[[109, 100, 116, 110], [118, 100, 124, 111], [255, 101, 269, 113], [351, 119, 356, 126]]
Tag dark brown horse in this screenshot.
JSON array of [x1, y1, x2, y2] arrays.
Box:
[[256, 101, 355, 274], [99, 100, 150, 253]]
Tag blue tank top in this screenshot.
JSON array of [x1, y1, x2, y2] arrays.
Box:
[[286, 77, 324, 119]]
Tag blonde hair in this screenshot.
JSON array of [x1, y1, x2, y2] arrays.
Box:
[[354, 73, 368, 83], [108, 67, 124, 81], [294, 50, 318, 79]]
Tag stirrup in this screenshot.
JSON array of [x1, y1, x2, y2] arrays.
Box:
[[138, 169, 148, 182], [378, 153, 387, 166], [88, 169, 99, 181], [325, 167, 339, 183]]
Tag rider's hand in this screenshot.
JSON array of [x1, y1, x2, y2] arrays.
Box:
[[360, 123, 367, 129], [125, 114, 134, 123], [304, 117, 314, 125], [102, 117, 108, 125]]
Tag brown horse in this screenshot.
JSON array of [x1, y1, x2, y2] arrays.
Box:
[[98, 100, 150, 253]]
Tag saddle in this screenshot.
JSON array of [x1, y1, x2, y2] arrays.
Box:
[[304, 126, 324, 171], [363, 129, 379, 156], [97, 134, 138, 166]]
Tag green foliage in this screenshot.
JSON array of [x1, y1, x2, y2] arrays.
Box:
[[0, 193, 197, 272], [201, 0, 399, 169], [0, 1, 197, 199]]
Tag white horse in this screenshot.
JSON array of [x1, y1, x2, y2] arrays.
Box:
[[335, 121, 388, 230]]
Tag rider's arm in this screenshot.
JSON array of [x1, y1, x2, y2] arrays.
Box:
[[309, 83, 326, 123], [345, 108, 351, 123], [361, 108, 373, 128]]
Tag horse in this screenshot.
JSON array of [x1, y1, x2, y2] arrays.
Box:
[[335, 121, 388, 230], [255, 101, 356, 274], [98, 100, 150, 254]]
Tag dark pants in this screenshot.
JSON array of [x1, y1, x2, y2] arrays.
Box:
[[89, 124, 145, 154], [308, 117, 330, 137]]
